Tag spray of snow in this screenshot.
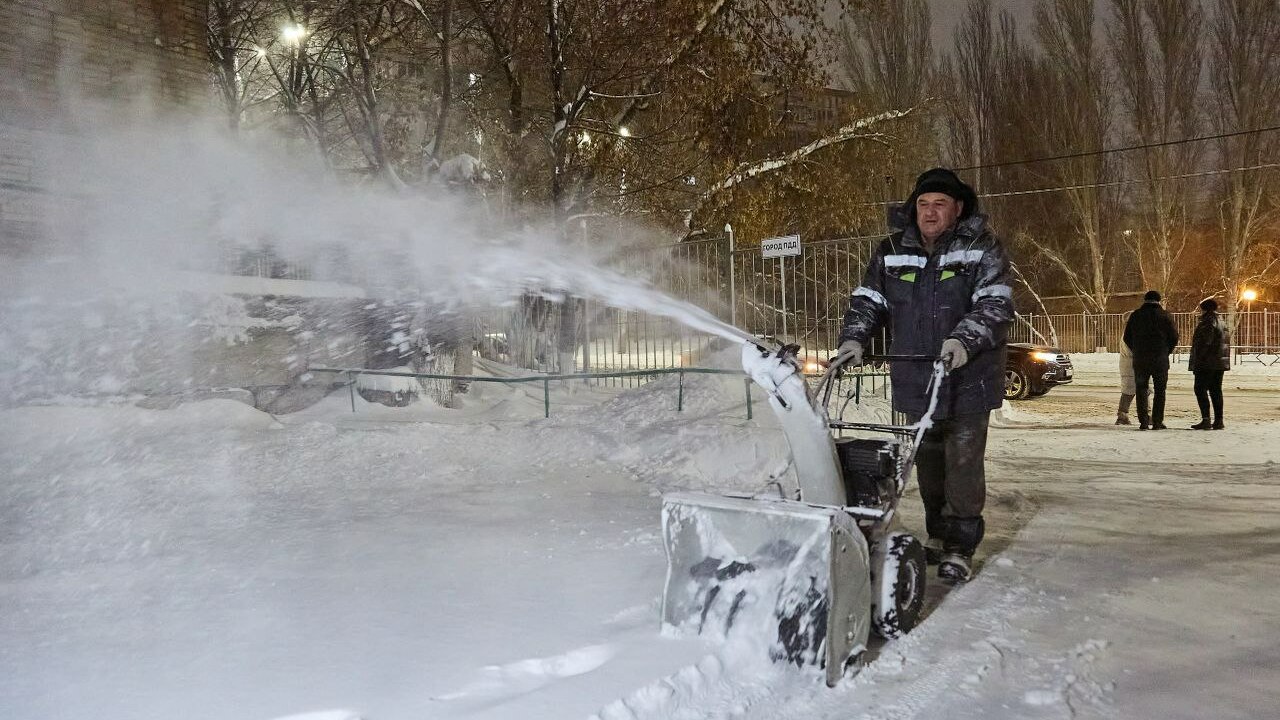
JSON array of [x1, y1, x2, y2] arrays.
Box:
[[1, 106, 752, 404]]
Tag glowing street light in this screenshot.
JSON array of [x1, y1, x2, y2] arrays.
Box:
[[1241, 288, 1259, 303], [618, 126, 631, 138], [281, 24, 307, 45]]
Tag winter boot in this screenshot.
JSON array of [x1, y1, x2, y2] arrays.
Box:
[[938, 552, 973, 582], [1115, 412, 1131, 426], [1212, 420, 1225, 430], [924, 537, 945, 565], [1190, 418, 1212, 430]]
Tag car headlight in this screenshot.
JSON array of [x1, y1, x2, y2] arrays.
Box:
[[1031, 351, 1058, 363]]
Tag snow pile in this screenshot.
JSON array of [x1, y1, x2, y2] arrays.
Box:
[[514, 345, 894, 497], [436, 153, 491, 185], [2, 398, 281, 449], [5, 357, 1280, 719]]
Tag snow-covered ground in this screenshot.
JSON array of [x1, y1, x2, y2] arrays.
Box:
[[3, 363, 1279, 720], [13, 104, 1274, 720], [1065, 351, 1280, 390]]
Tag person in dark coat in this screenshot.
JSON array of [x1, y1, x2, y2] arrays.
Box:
[[838, 167, 1014, 582], [1122, 290, 1180, 430], [1189, 298, 1231, 429]]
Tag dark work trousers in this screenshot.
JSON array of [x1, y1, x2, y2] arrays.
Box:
[[906, 411, 990, 555], [1193, 370, 1225, 422], [1133, 363, 1169, 427]]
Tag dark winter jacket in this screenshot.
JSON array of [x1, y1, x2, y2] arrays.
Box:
[[1122, 302, 1179, 370], [838, 214, 1014, 419], [1189, 312, 1231, 372]]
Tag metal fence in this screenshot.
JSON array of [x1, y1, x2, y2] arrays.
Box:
[[731, 235, 879, 354], [1233, 309, 1280, 361], [1010, 309, 1279, 361], [472, 236, 736, 386], [470, 232, 1280, 379], [1009, 313, 1129, 353]]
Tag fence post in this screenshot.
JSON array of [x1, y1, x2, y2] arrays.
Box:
[[543, 378, 550, 418], [744, 377, 753, 420], [348, 371, 356, 413], [677, 371, 685, 411], [725, 223, 736, 328]]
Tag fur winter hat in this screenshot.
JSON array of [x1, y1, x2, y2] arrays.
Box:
[[905, 168, 979, 223]]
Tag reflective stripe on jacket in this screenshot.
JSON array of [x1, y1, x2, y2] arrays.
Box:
[[839, 214, 1015, 419]]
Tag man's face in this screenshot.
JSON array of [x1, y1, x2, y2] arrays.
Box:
[[915, 192, 963, 242]]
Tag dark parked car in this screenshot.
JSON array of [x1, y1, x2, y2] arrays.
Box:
[[1005, 343, 1073, 400]]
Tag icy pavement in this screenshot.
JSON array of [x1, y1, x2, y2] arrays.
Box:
[[2, 375, 1278, 720]]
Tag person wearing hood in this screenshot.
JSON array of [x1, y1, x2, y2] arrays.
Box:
[[1188, 298, 1230, 429], [838, 168, 1014, 582], [1122, 290, 1179, 430], [1116, 341, 1136, 425]]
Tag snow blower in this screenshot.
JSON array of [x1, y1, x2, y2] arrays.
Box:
[[659, 342, 945, 686]]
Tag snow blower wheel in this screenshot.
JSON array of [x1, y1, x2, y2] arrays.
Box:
[[870, 531, 927, 640]]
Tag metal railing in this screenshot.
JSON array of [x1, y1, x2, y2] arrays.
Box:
[[309, 365, 895, 420], [731, 234, 878, 354], [1009, 309, 1279, 360], [312, 365, 747, 418]]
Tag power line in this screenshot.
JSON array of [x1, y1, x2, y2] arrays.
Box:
[[953, 124, 1280, 172], [864, 161, 1280, 206], [977, 162, 1280, 199]]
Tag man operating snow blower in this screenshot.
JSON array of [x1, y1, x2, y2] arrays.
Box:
[[837, 168, 1014, 582]]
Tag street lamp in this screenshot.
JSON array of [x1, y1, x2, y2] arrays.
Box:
[[281, 24, 307, 45], [1242, 288, 1259, 313], [618, 126, 631, 138]]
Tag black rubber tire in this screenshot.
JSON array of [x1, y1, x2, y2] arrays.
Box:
[[870, 532, 927, 639], [1004, 366, 1031, 400]]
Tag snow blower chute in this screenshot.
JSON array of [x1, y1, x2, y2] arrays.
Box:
[[660, 342, 945, 686]]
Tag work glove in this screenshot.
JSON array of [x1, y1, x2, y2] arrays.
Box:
[[837, 339, 864, 367], [941, 338, 969, 371]]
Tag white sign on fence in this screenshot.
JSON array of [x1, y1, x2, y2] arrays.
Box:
[[761, 234, 802, 258]]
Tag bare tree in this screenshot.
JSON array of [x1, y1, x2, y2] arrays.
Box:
[[1208, 0, 1280, 327], [1030, 0, 1116, 315], [941, 0, 996, 188], [839, 0, 933, 111], [837, 0, 936, 198], [208, 0, 272, 131], [327, 0, 421, 187], [1108, 0, 1203, 293]]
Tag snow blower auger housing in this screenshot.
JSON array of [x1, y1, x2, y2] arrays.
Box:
[[660, 342, 945, 686]]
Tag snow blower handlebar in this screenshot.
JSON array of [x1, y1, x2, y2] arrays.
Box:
[[814, 351, 944, 415]]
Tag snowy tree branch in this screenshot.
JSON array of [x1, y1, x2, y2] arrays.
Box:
[[687, 105, 924, 220]]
